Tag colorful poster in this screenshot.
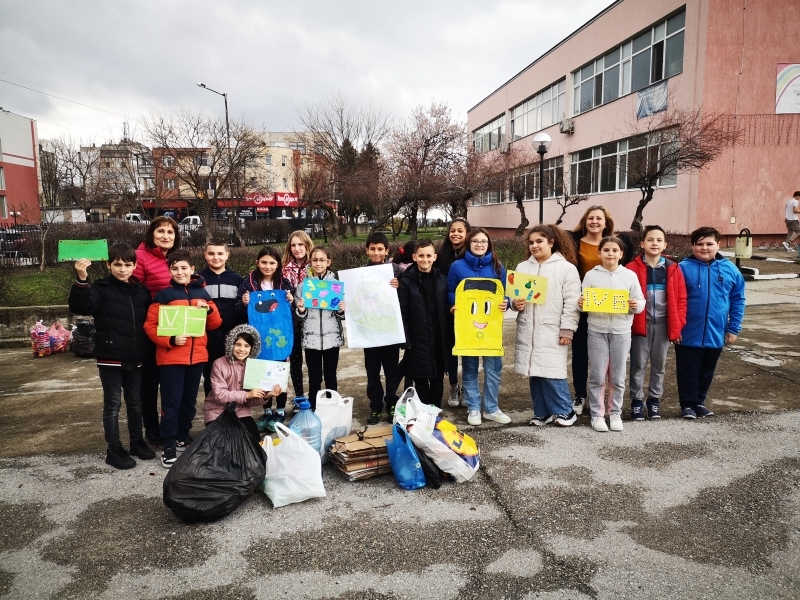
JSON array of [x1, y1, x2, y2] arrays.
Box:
[[453, 278, 504, 357], [302, 277, 344, 310], [776, 64, 800, 114], [157, 305, 207, 337], [338, 264, 406, 349], [583, 288, 629, 313], [247, 290, 294, 360], [243, 358, 289, 392], [57, 239, 109, 262], [506, 270, 548, 304]]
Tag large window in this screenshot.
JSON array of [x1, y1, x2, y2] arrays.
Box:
[[510, 157, 564, 201], [510, 80, 567, 140], [0, 166, 5, 189], [472, 115, 506, 153], [0, 196, 6, 219], [572, 9, 685, 115]]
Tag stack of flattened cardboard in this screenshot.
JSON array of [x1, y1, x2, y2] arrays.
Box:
[[329, 425, 393, 481]]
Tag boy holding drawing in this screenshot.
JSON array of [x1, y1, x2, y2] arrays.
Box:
[[144, 249, 222, 467]]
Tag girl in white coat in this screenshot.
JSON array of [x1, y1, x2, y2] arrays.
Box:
[[513, 225, 582, 427]]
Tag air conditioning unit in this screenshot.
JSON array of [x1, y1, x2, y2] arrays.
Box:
[[559, 119, 574, 134]]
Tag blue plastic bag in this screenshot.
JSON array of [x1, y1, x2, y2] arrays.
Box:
[[386, 423, 426, 490]]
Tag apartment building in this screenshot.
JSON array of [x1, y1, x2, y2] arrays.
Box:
[[0, 109, 41, 226]]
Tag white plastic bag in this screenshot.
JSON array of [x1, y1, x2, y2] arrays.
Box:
[[261, 423, 326, 507], [315, 389, 353, 463], [408, 419, 480, 484], [393, 387, 441, 429]]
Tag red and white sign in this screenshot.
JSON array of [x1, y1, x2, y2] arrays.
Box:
[[274, 192, 299, 207], [217, 192, 298, 208]]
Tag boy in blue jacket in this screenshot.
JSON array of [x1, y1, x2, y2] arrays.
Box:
[[675, 227, 745, 418]]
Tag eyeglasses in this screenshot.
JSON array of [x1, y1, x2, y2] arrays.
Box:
[[471, 240, 489, 246]]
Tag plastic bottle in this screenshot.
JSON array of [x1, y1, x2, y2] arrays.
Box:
[[288, 397, 322, 454]]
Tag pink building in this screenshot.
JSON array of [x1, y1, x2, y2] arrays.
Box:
[[0, 109, 41, 226], [467, 0, 800, 244]]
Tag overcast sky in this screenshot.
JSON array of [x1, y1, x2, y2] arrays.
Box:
[[2, 0, 615, 143]]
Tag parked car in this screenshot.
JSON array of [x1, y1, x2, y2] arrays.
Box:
[[179, 215, 203, 235], [123, 213, 150, 225]]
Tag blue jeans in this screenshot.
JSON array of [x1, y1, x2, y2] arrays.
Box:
[[159, 363, 204, 449], [529, 377, 573, 417], [97, 366, 143, 447], [461, 356, 502, 414]]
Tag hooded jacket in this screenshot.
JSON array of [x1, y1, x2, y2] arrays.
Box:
[[626, 254, 687, 341], [235, 270, 293, 318], [678, 253, 746, 348], [581, 264, 645, 334], [204, 324, 266, 423], [143, 274, 222, 366], [133, 242, 172, 299], [446, 250, 508, 307], [296, 270, 345, 351]]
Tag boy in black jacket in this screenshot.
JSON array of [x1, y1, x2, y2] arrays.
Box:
[[397, 240, 451, 407], [68, 243, 155, 470]]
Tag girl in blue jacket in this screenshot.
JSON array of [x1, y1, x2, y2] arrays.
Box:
[[675, 227, 745, 419], [446, 228, 511, 427]]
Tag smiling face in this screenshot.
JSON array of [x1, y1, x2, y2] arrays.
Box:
[[449, 221, 468, 250], [289, 236, 308, 262], [528, 232, 554, 263], [585, 210, 606, 237], [232, 337, 252, 361], [641, 229, 667, 259], [412, 245, 437, 272], [204, 244, 228, 273], [257, 254, 279, 279], [366, 243, 389, 264], [169, 260, 194, 284], [153, 224, 176, 253], [599, 241, 623, 269], [692, 236, 719, 262], [469, 234, 490, 257], [310, 250, 331, 276], [108, 259, 135, 282]]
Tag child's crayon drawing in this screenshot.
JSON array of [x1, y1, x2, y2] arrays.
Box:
[[247, 290, 293, 360], [302, 278, 344, 310], [506, 270, 548, 304]]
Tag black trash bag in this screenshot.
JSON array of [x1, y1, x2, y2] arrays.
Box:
[[72, 319, 95, 358], [417, 447, 443, 489], [163, 403, 266, 523]]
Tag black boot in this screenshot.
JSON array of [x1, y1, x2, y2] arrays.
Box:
[[144, 426, 162, 445], [106, 444, 136, 470], [129, 438, 156, 460]]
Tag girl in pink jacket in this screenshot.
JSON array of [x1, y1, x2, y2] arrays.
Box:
[[204, 325, 281, 442]]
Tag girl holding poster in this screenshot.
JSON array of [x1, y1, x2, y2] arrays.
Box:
[[512, 225, 582, 428], [578, 237, 644, 433], [282, 231, 313, 407]]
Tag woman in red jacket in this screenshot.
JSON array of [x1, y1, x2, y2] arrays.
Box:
[[134, 216, 182, 445]]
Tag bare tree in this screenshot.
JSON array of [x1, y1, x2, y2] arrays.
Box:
[[443, 142, 518, 220], [554, 167, 588, 226], [292, 152, 341, 242], [45, 135, 103, 219]]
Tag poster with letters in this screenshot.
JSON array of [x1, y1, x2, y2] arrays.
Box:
[[583, 288, 629, 313], [157, 305, 207, 337], [338, 264, 406, 349]]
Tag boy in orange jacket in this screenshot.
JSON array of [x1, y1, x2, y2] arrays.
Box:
[[144, 250, 222, 467]]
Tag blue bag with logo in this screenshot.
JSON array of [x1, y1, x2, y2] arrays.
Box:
[[386, 423, 426, 490]]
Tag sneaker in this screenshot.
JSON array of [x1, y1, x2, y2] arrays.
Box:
[[681, 406, 697, 419], [483, 410, 511, 424], [106, 445, 136, 470], [573, 397, 585, 416], [646, 398, 661, 420], [530, 415, 554, 427], [447, 386, 460, 408], [782, 241, 792, 252], [257, 411, 273, 433], [609, 414, 624, 432], [387, 405, 396, 422], [367, 411, 382, 425], [161, 447, 177, 468], [274, 411, 286, 426], [175, 437, 193, 453], [554, 412, 577, 427], [144, 427, 162, 445], [591, 416, 609, 432], [695, 404, 714, 417], [129, 438, 155, 460], [630, 401, 645, 421], [467, 410, 482, 426]]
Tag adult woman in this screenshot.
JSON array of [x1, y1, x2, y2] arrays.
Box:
[[282, 230, 313, 406], [133, 216, 181, 444], [434, 218, 471, 407], [569, 206, 631, 415]]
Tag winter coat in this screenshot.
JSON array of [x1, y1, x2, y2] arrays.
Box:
[[282, 259, 309, 293], [133, 242, 172, 299], [626, 255, 687, 341], [398, 265, 452, 379], [446, 250, 508, 307], [581, 265, 645, 334], [235, 271, 293, 318], [513, 253, 581, 379], [143, 274, 223, 366], [68, 275, 151, 369], [678, 254, 746, 348], [199, 266, 244, 343], [296, 270, 345, 351], [204, 324, 266, 423]]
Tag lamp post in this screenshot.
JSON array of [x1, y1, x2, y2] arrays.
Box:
[[9, 210, 20, 227], [197, 82, 235, 232], [533, 133, 552, 224]]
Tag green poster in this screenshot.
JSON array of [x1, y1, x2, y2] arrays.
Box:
[[58, 239, 109, 262], [157, 305, 207, 337], [243, 358, 289, 391]]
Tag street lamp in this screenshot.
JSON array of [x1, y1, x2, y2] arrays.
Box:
[[9, 209, 20, 227], [197, 82, 235, 231], [533, 133, 552, 224]]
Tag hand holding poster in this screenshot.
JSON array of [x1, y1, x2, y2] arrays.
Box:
[[157, 305, 207, 336], [453, 278, 504, 357], [506, 270, 548, 304], [58, 240, 109, 262], [243, 358, 289, 392], [302, 278, 344, 310], [583, 288, 629, 313], [247, 290, 293, 361], [337, 264, 406, 349]]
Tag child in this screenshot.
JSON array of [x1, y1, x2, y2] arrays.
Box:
[[236, 246, 294, 432], [578, 236, 645, 432], [282, 231, 313, 404], [144, 249, 222, 467], [675, 227, 745, 418], [68, 243, 155, 470], [199, 238, 244, 397], [295, 246, 345, 410], [204, 324, 282, 442], [397, 240, 452, 407], [512, 225, 582, 427], [363, 232, 402, 424], [391, 240, 417, 272], [446, 227, 511, 426], [626, 225, 687, 420]]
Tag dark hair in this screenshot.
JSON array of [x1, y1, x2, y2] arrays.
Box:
[[794, 191, 800, 197], [573, 205, 614, 238], [235, 331, 255, 347], [524, 225, 577, 265], [598, 235, 627, 254], [690, 226, 721, 245], [253, 246, 283, 288], [392, 240, 416, 264], [436, 218, 471, 268], [310, 245, 331, 259], [413, 239, 435, 253], [462, 228, 503, 278], [366, 232, 389, 248], [167, 249, 193, 268], [143, 216, 181, 254], [642, 225, 666, 238], [107, 243, 137, 264], [204, 237, 227, 250]]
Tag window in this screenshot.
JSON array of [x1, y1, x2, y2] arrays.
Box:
[[0, 167, 5, 189], [162, 156, 175, 168], [281, 156, 287, 167], [472, 115, 506, 153], [572, 9, 685, 115], [314, 143, 323, 155], [164, 179, 176, 190], [510, 157, 565, 201], [0, 196, 6, 219], [510, 79, 566, 141], [265, 155, 272, 166], [194, 156, 209, 168], [289, 142, 306, 153]]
